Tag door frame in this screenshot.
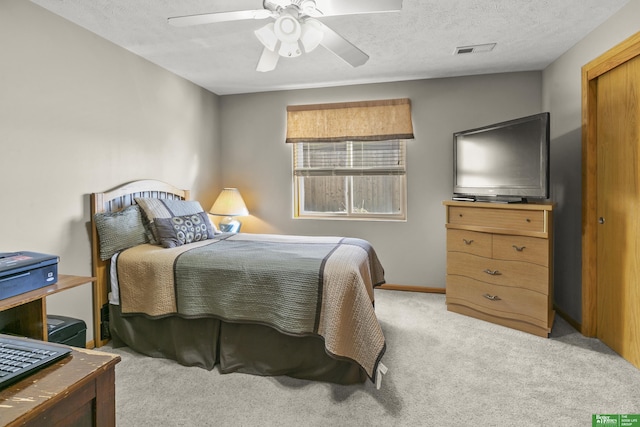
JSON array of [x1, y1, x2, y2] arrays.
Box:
[[581, 31, 640, 337]]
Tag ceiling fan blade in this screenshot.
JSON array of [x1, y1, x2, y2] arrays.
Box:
[[312, 0, 402, 17], [168, 9, 272, 27], [256, 48, 280, 72], [319, 24, 369, 68]]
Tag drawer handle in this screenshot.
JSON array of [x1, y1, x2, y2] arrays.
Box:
[[512, 245, 526, 252], [483, 269, 502, 276], [483, 293, 501, 301], [462, 239, 474, 245]]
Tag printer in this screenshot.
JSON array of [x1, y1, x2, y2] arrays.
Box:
[[0, 252, 59, 300]]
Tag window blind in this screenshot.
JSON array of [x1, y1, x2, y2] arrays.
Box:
[[286, 98, 414, 143], [294, 140, 406, 176]]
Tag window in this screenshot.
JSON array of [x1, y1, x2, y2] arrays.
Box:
[[286, 98, 414, 221], [294, 140, 406, 219]]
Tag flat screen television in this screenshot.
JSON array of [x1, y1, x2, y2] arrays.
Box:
[[453, 112, 550, 203]]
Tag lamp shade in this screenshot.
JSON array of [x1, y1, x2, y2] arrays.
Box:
[[209, 188, 249, 217], [255, 22, 278, 52], [300, 19, 323, 53]]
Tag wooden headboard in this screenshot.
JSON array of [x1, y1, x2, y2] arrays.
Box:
[[90, 180, 190, 347]]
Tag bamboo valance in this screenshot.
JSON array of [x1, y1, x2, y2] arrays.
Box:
[[285, 98, 414, 143]]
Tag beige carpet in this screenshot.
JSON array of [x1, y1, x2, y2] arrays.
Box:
[[105, 290, 640, 426]]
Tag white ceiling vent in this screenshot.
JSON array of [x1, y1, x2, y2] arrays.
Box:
[[454, 43, 497, 55]]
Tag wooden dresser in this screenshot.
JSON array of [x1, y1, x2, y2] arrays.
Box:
[[443, 201, 554, 337]]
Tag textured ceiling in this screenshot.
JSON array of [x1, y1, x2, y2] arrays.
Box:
[[30, 0, 630, 95]]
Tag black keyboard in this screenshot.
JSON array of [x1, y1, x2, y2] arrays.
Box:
[[0, 335, 72, 389]]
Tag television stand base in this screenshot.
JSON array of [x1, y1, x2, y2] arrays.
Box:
[[474, 196, 529, 204]]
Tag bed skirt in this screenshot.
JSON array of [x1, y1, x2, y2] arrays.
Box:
[[109, 304, 366, 384]]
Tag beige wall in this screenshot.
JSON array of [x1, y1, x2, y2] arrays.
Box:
[[220, 73, 542, 287], [0, 0, 221, 343], [542, 0, 640, 323]]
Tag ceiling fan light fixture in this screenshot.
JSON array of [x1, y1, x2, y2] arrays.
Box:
[[169, 0, 404, 73], [254, 22, 278, 51], [278, 41, 302, 57], [300, 19, 324, 53], [274, 14, 302, 44]]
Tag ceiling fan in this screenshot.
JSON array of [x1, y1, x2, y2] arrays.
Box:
[[167, 0, 403, 72]]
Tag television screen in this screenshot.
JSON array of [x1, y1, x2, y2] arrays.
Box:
[[453, 112, 550, 202]]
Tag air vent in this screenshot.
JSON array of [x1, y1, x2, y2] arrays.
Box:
[[454, 43, 496, 55]]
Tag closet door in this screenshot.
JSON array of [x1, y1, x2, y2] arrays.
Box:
[[582, 31, 640, 370], [595, 53, 640, 369]]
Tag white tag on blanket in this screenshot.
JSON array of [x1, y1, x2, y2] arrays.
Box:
[[375, 362, 388, 390]]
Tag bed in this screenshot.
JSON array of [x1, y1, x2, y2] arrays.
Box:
[[90, 180, 387, 385]]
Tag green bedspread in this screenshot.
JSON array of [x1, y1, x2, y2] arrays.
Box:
[[116, 233, 386, 380]]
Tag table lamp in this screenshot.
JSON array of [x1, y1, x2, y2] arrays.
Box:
[[209, 188, 249, 232]]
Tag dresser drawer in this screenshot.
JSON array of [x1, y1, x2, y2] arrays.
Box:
[[447, 252, 549, 294], [447, 229, 491, 257], [448, 206, 546, 234], [446, 275, 549, 327], [492, 235, 549, 267]]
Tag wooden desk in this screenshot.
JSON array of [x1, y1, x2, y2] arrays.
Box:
[[0, 345, 120, 426], [0, 275, 96, 344]]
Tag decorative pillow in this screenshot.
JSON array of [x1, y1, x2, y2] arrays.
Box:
[[94, 205, 149, 260], [154, 212, 216, 248], [135, 198, 217, 245]]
